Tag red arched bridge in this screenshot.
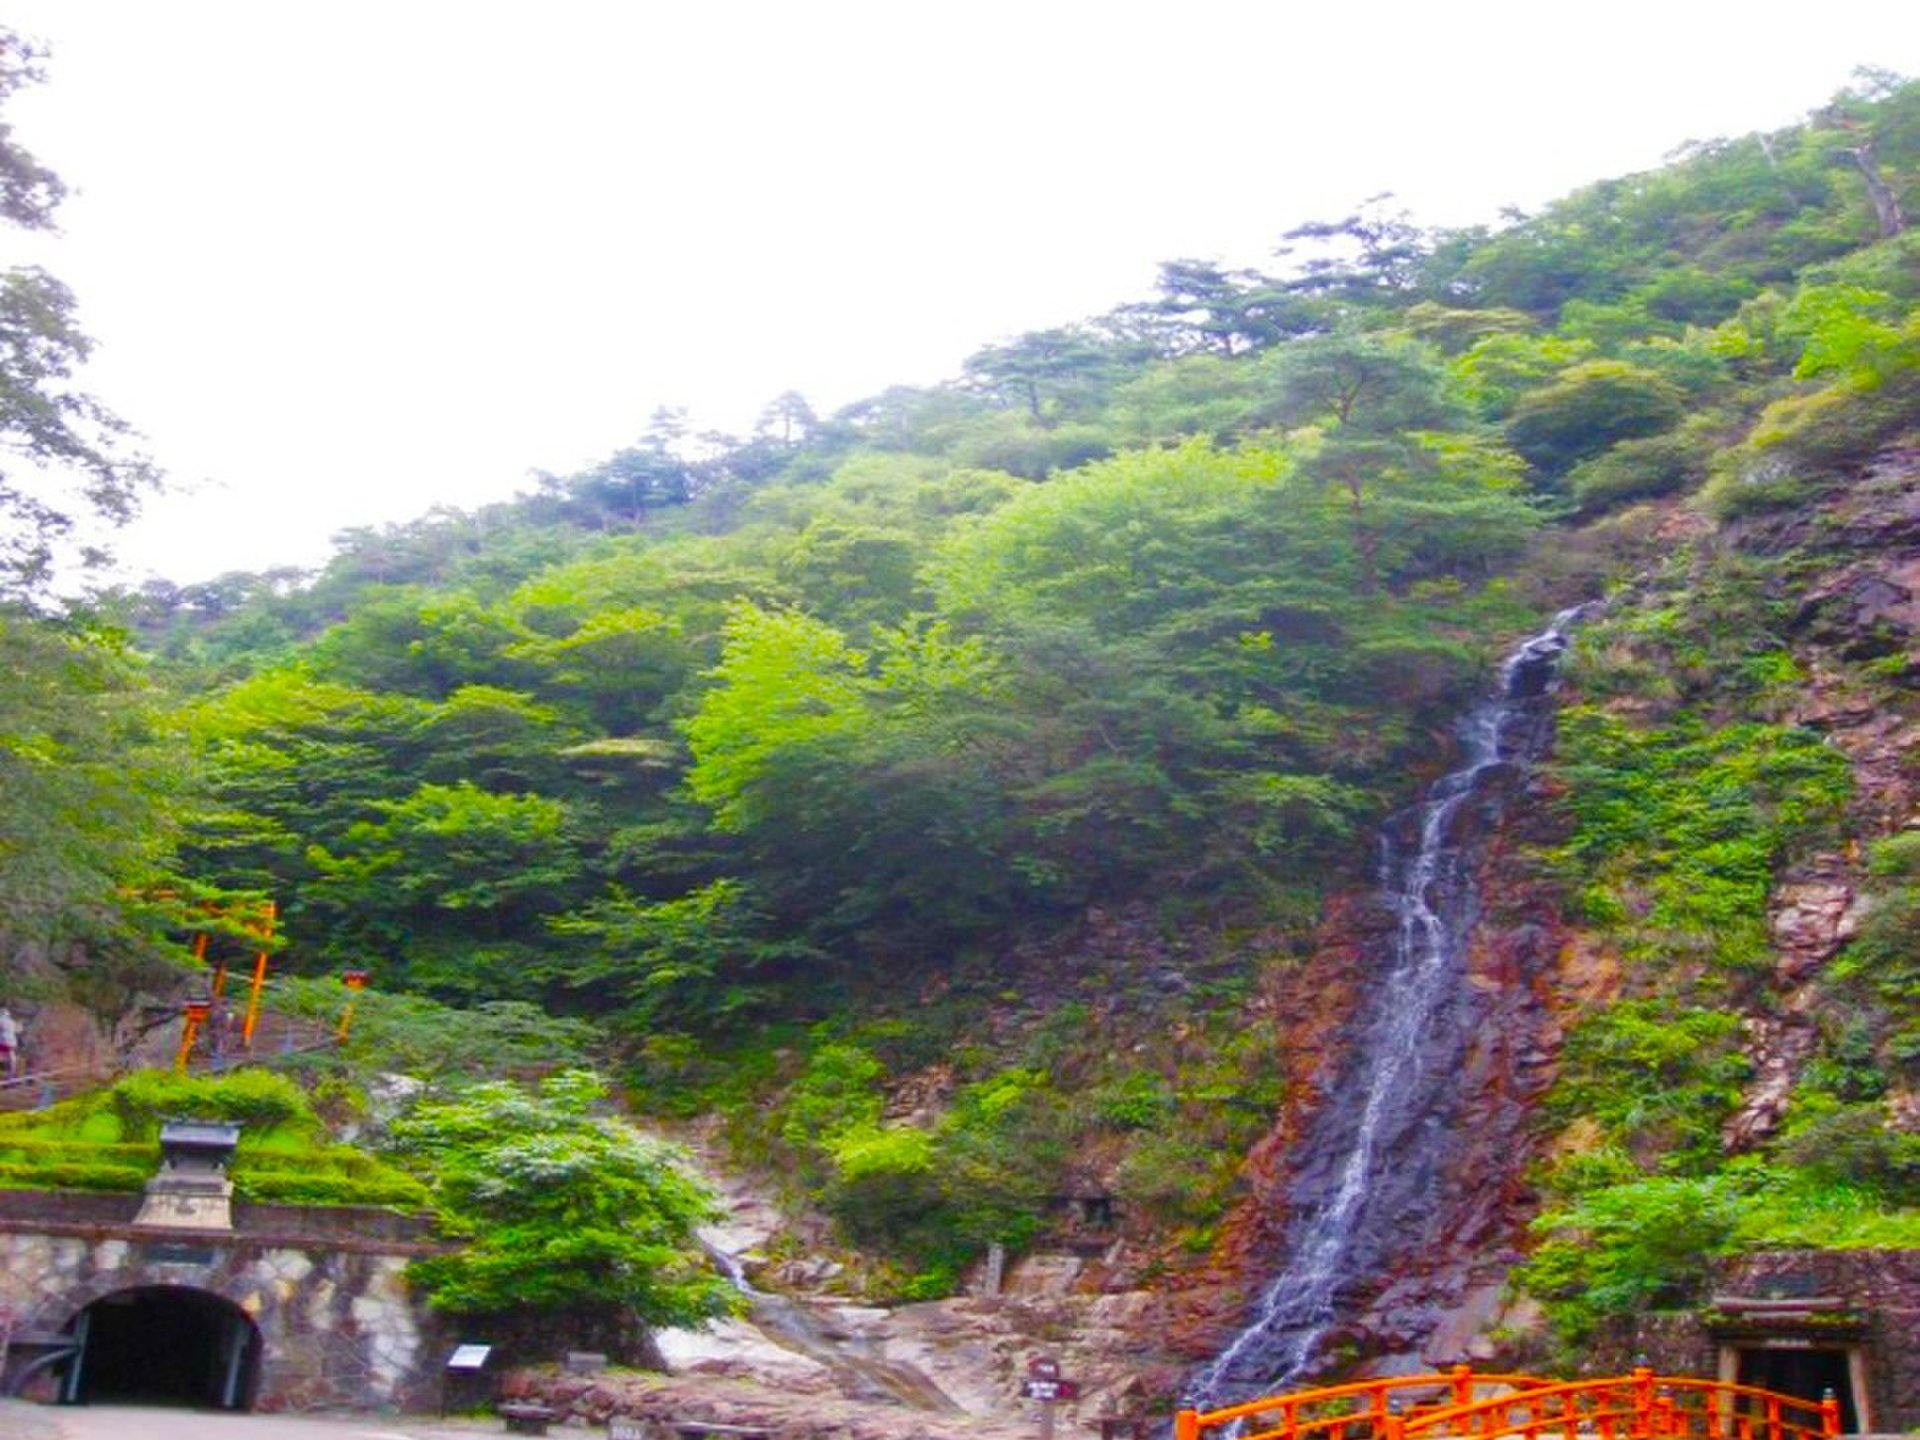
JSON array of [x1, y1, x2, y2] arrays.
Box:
[[1175, 1367, 1844, 1440]]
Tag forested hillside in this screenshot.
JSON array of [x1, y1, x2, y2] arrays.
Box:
[[5, 59, 1917, 1364]]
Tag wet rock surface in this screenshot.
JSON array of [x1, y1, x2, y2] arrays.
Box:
[[1179, 615, 1588, 1402]]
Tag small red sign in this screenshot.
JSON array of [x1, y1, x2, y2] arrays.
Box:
[[1021, 1379, 1079, 1402], [1028, 1356, 1062, 1379]]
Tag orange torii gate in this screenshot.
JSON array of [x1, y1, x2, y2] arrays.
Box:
[[166, 896, 278, 1069], [1175, 1367, 1844, 1440]]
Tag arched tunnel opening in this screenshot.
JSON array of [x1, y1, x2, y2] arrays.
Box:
[[65, 1285, 260, 1410]]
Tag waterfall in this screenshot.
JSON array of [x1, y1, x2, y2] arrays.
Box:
[[1188, 607, 1588, 1408]]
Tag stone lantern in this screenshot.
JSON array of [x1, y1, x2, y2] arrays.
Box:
[[133, 1119, 241, 1231]]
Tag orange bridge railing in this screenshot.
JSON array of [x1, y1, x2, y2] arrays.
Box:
[[1175, 1368, 1844, 1440], [1176, 1368, 1556, 1440]]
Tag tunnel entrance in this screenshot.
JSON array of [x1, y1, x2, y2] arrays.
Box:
[[1732, 1345, 1865, 1434], [66, 1285, 260, 1410]]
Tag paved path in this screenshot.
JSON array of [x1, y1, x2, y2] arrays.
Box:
[[0, 1401, 495, 1440]]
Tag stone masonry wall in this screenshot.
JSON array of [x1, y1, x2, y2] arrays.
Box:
[[0, 1206, 446, 1412]]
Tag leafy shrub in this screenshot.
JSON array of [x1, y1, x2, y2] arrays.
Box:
[[1113, 1129, 1244, 1227], [1777, 1103, 1920, 1202], [108, 1068, 315, 1139], [1703, 370, 1920, 518], [1547, 1000, 1749, 1170], [1520, 1175, 1745, 1344], [1094, 1072, 1176, 1130], [0, 1160, 149, 1192], [391, 1069, 731, 1323], [821, 1124, 941, 1242], [1551, 709, 1851, 967], [233, 1169, 431, 1208], [779, 1042, 885, 1150]]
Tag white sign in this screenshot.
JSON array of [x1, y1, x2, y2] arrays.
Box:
[[448, 1343, 493, 1370]]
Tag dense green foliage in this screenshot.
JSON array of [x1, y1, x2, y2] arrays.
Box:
[[1832, 833, 1920, 1083], [1551, 711, 1852, 968], [134, 74, 1918, 1051], [388, 1069, 732, 1323], [1519, 368, 1919, 1351]]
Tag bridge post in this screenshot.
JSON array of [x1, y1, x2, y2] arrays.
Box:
[[1819, 1391, 1840, 1440], [1175, 1409, 1200, 1440], [1452, 1365, 1473, 1409], [1633, 1366, 1655, 1440]]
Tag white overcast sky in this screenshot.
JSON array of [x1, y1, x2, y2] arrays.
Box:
[[4, 0, 1917, 587]]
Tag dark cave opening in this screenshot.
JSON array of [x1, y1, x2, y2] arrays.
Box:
[[68, 1285, 260, 1410]]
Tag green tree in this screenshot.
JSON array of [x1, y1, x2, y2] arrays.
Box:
[[1503, 360, 1686, 478], [962, 326, 1127, 421], [1129, 258, 1309, 357], [1257, 330, 1463, 433], [683, 602, 876, 832], [1521, 1175, 1744, 1344], [390, 1069, 733, 1326], [1776, 282, 1917, 384], [1276, 197, 1433, 302], [0, 614, 194, 1014], [303, 781, 584, 994], [551, 877, 818, 1030]]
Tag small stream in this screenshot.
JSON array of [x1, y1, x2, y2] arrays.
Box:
[[1187, 608, 1589, 1408], [701, 1240, 964, 1412]]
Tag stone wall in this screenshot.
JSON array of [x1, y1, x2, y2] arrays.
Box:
[[0, 1202, 447, 1412], [0, 1189, 436, 1245]]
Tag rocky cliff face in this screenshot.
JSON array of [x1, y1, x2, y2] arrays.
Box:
[[1728, 445, 1920, 1143], [1152, 441, 1919, 1392], [1161, 737, 1580, 1380]]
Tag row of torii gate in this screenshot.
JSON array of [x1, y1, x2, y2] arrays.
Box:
[[1174, 1368, 1845, 1440], [159, 896, 368, 1070]]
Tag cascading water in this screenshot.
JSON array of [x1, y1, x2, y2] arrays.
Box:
[[1188, 607, 1589, 1409], [699, 1237, 964, 1412]]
